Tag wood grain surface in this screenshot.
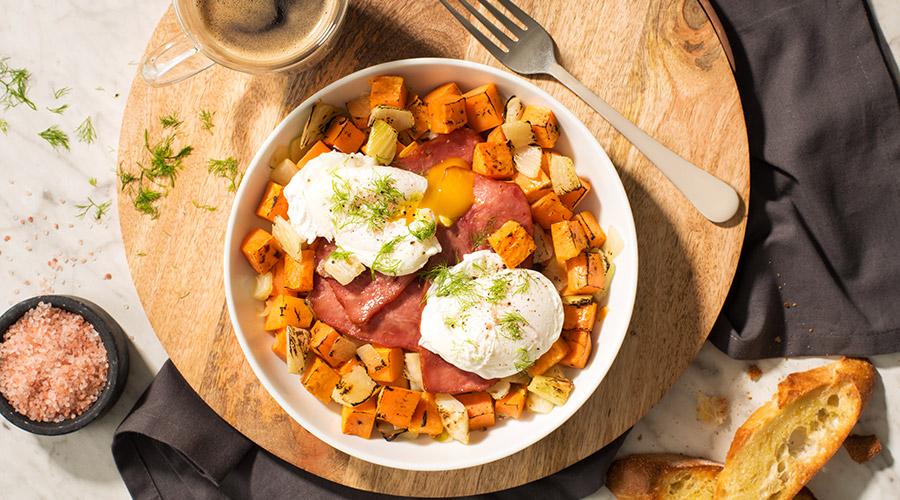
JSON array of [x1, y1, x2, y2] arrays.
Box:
[[116, 0, 749, 496]]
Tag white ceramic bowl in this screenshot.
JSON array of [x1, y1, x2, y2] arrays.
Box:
[[224, 58, 638, 471]]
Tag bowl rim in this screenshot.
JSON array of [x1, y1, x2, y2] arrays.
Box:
[[224, 57, 639, 470], [0, 294, 130, 435]]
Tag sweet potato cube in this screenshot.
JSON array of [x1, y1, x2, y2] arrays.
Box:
[[522, 105, 560, 148], [369, 75, 407, 109], [270, 258, 297, 298], [408, 392, 443, 436], [486, 125, 507, 144], [563, 297, 599, 331], [284, 249, 315, 293], [573, 211, 607, 248], [357, 344, 404, 383], [530, 192, 574, 230], [472, 141, 515, 179], [559, 329, 592, 369], [297, 140, 332, 169], [551, 220, 589, 263], [495, 384, 527, 419], [487, 220, 536, 268], [529, 338, 570, 376], [559, 178, 591, 210], [565, 251, 607, 294], [241, 228, 283, 274], [271, 328, 287, 362], [311, 321, 357, 368], [512, 169, 552, 203], [338, 358, 365, 377], [301, 356, 341, 403], [427, 94, 467, 134], [423, 82, 462, 103], [264, 294, 314, 331], [462, 83, 504, 132], [255, 181, 289, 223], [454, 391, 496, 431], [376, 386, 421, 428], [323, 116, 366, 153], [341, 396, 377, 439], [346, 95, 371, 130], [405, 93, 429, 140]]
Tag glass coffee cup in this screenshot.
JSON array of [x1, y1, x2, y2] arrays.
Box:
[[141, 0, 348, 87]]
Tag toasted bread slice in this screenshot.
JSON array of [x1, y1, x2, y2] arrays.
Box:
[[606, 454, 818, 500], [715, 357, 875, 500]]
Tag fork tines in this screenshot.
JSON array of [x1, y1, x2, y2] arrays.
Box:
[[439, 0, 537, 54]]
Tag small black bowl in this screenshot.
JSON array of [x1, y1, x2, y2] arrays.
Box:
[[0, 295, 130, 435]]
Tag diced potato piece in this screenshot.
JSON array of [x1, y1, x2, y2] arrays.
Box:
[[434, 393, 469, 444], [560, 177, 591, 210], [376, 386, 421, 428], [368, 105, 415, 131], [403, 352, 424, 392], [530, 192, 574, 230], [408, 392, 443, 436], [284, 249, 315, 293], [559, 328, 592, 369], [550, 220, 589, 263], [524, 390, 555, 414], [562, 295, 598, 331], [454, 392, 496, 431], [528, 374, 574, 406], [486, 379, 511, 400], [522, 105, 560, 148], [270, 158, 299, 186], [532, 224, 554, 264], [405, 92, 429, 140], [323, 116, 366, 154], [565, 250, 608, 294], [357, 344, 403, 383], [573, 211, 607, 248], [529, 338, 570, 376], [268, 144, 289, 168], [423, 82, 462, 103], [256, 181, 289, 223], [301, 356, 341, 403], [512, 168, 552, 202], [332, 364, 379, 406], [472, 141, 515, 179], [504, 95, 525, 123], [310, 321, 357, 367], [368, 75, 407, 109], [241, 228, 283, 274], [462, 83, 504, 132], [346, 95, 371, 130], [341, 396, 377, 439], [271, 328, 287, 362], [270, 259, 297, 298], [513, 145, 543, 178], [486, 125, 507, 144], [398, 140, 419, 159], [547, 153, 580, 194], [286, 325, 310, 374], [487, 220, 536, 268], [297, 140, 332, 169], [541, 257, 568, 292], [501, 121, 537, 149], [427, 94, 467, 134], [495, 384, 527, 419], [264, 294, 314, 331]]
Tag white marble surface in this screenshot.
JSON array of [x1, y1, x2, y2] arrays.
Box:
[[0, 1, 897, 499]]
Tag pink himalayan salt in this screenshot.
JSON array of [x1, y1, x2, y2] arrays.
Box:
[[0, 302, 108, 422]]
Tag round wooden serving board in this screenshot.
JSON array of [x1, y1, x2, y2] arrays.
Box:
[[117, 0, 748, 496]]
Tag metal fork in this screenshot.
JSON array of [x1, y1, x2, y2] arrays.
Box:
[[440, 0, 740, 223]]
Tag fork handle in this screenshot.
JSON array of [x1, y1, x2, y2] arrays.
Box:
[[547, 63, 740, 223]]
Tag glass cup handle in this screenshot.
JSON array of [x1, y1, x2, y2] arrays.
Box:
[[140, 32, 215, 87]]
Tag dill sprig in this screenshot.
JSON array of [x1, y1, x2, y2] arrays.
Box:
[[133, 183, 162, 218], [38, 125, 70, 151], [513, 347, 534, 371], [498, 311, 529, 340], [47, 104, 68, 114], [514, 272, 533, 295], [330, 173, 408, 232], [142, 130, 192, 186], [192, 200, 216, 211], [0, 118, 7, 134], [329, 247, 353, 262], [159, 111, 182, 129], [117, 165, 139, 192], [487, 276, 508, 304], [0, 57, 36, 110], [469, 217, 497, 250], [53, 87, 71, 99], [422, 264, 481, 306], [371, 236, 404, 277], [408, 213, 437, 242], [89, 177, 97, 187], [206, 156, 240, 191], [76, 116, 97, 144], [75, 197, 112, 221], [199, 109, 215, 135]]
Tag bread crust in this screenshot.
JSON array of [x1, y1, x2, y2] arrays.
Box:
[[715, 357, 875, 500], [606, 453, 722, 500]]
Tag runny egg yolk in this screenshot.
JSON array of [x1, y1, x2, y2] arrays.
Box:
[[419, 157, 475, 221]]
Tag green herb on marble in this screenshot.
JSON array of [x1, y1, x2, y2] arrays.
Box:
[[76, 116, 97, 144], [0, 118, 7, 134], [47, 104, 68, 114], [53, 87, 72, 99], [75, 197, 112, 221], [38, 125, 70, 151], [88, 177, 97, 187], [0, 57, 36, 110]]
